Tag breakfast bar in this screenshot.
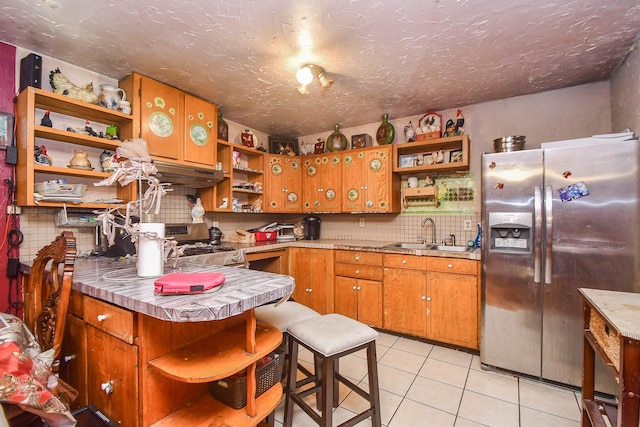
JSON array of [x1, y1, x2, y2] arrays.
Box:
[[24, 256, 295, 427]]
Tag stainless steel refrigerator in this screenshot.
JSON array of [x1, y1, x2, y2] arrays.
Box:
[[480, 136, 640, 391]]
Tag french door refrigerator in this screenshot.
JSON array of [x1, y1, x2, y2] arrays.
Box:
[[480, 136, 640, 390]]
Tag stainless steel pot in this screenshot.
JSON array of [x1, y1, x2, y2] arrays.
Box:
[[493, 136, 526, 152]]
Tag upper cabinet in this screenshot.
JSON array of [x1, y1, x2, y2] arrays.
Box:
[[265, 154, 302, 213], [119, 73, 217, 167], [302, 153, 342, 213], [342, 145, 400, 213], [393, 135, 470, 176], [15, 87, 136, 208], [183, 93, 217, 166]]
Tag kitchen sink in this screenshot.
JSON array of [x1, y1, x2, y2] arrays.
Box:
[[384, 242, 431, 250], [429, 245, 471, 253], [384, 242, 471, 252]]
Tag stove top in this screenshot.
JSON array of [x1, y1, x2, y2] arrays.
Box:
[[180, 243, 235, 257]]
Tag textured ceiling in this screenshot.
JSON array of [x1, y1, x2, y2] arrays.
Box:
[[0, 0, 639, 137]]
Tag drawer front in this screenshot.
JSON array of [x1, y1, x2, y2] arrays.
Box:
[[84, 297, 136, 344], [383, 254, 427, 270], [335, 263, 383, 281], [427, 257, 477, 275], [335, 250, 383, 266], [589, 310, 620, 372]]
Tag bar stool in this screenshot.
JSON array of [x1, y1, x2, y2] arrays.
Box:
[[284, 313, 381, 427]]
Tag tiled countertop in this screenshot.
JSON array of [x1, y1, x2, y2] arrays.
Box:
[[231, 239, 481, 260], [45, 256, 294, 323]]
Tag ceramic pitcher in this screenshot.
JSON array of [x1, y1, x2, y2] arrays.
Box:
[[98, 84, 127, 110]]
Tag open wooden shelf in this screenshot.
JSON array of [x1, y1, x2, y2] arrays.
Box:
[[148, 322, 282, 383], [150, 384, 282, 427]]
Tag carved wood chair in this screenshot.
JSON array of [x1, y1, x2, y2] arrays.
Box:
[[4, 231, 77, 425]]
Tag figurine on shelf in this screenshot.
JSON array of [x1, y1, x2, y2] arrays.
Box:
[[100, 150, 120, 172], [404, 121, 416, 142], [443, 109, 465, 137], [49, 68, 98, 104], [34, 145, 52, 166], [191, 198, 205, 223], [40, 110, 52, 127]]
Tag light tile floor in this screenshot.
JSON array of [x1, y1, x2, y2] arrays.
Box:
[[274, 331, 582, 427]]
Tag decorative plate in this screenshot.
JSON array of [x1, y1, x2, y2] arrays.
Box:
[[307, 166, 317, 177], [326, 189, 336, 200], [370, 159, 382, 171], [271, 164, 283, 175], [189, 124, 209, 146], [148, 111, 173, 137], [347, 189, 359, 201], [288, 192, 298, 203]]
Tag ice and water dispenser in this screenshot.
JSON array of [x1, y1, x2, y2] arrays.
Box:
[[488, 212, 532, 253]]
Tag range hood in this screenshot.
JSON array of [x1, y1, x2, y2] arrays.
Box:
[[153, 160, 223, 188]]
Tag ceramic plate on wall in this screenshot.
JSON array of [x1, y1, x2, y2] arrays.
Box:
[[149, 111, 173, 137]]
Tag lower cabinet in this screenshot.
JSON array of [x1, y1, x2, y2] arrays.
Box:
[[86, 325, 139, 426], [382, 254, 480, 350], [288, 247, 334, 314], [383, 254, 427, 336], [334, 250, 383, 327], [60, 292, 282, 426], [426, 257, 479, 349]]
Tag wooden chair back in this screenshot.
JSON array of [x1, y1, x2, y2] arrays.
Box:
[[23, 231, 77, 368]]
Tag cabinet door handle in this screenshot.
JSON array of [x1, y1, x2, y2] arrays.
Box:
[[63, 354, 76, 362], [402, 259, 407, 264], [307, 288, 312, 293], [355, 256, 360, 261], [352, 286, 357, 290], [422, 296, 426, 300], [355, 270, 360, 274], [447, 264, 453, 269], [357, 287, 361, 291], [97, 314, 108, 322], [426, 297, 431, 301], [101, 380, 114, 394]]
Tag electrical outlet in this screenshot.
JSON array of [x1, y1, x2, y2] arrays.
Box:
[[6, 206, 20, 215], [359, 218, 365, 227], [212, 221, 219, 227], [464, 220, 472, 231]]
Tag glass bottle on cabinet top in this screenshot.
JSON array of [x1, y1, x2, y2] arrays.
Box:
[[376, 113, 395, 145], [327, 124, 347, 152]]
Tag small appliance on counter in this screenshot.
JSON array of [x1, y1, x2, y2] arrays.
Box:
[[302, 216, 321, 240], [276, 224, 295, 242]]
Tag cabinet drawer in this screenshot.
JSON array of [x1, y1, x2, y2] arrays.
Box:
[[427, 257, 477, 275], [83, 297, 136, 344], [335, 250, 382, 266], [383, 254, 427, 270], [335, 263, 383, 281]]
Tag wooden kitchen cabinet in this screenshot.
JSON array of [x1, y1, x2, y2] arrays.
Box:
[[288, 247, 334, 314], [342, 145, 400, 213], [302, 153, 342, 213], [426, 257, 479, 349], [265, 154, 302, 213], [119, 72, 217, 167], [334, 250, 383, 327], [15, 87, 135, 208], [383, 254, 427, 336], [183, 92, 217, 166]]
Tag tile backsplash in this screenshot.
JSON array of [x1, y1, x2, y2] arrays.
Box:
[[20, 186, 480, 260]]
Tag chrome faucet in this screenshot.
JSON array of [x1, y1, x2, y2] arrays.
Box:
[[421, 217, 436, 244]]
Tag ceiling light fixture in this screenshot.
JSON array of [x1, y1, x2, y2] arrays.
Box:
[[296, 64, 333, 94]]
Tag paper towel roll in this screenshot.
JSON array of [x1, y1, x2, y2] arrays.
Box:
[[137, 223, 165, 277]]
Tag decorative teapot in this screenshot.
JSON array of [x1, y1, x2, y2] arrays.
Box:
[[98, 84, 127, 110]]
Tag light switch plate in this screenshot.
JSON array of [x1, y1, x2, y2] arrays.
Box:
[[464, 220, 472, 231]]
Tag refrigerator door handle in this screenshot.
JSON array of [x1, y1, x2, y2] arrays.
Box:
[[544, 185, 553, 285], [534, 186, 542, 283]]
